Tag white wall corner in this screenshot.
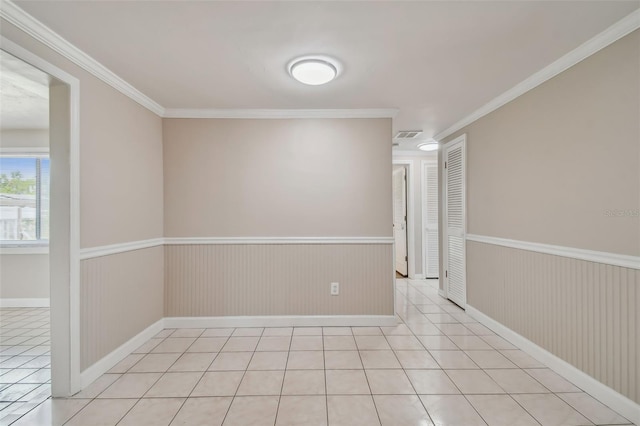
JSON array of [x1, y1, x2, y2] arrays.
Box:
[[466, 305, 640, 426], [78, 318, 164, 390]]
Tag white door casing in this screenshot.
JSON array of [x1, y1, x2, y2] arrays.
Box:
[[0, 37, 82, 396], [393, 166, 408, 276], [443, 135, 466, 307]]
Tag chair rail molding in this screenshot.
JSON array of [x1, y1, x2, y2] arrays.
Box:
[[466, 234, 639, 270]]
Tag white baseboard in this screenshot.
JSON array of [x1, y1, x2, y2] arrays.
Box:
[[412, 274, 426, 279], [0, 298, 50, 308], [466, 305, 640, 426], [164, 315, 398, 328], [79, 318, 164, 389]]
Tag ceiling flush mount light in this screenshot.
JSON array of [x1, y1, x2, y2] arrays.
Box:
[[289, 57, 338, 86], [417, 141, 439, 152]]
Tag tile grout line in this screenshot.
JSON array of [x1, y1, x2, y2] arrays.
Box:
[[406, 280, 548, 426], [351, 328, 383, 426], [0, 307, 51, 426], [378, 313, 436, 426], [223, 327, 266, 426], [154, 327, 218, 426], [60, 329, 175, 426], [409, 281, 620, 425], [403, 280, 490, 426], [273, 329, 294, 426], [322, 327, 329, 426]]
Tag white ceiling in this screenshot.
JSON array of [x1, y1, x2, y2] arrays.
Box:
[[0, 49, 49, 130], [12, 1, 639, 142]]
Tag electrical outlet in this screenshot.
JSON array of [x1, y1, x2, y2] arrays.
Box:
[[330, 282, 339, 296]]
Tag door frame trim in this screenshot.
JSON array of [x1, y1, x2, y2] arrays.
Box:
[[392, 160, 415, 278], [1, 36, 82, 396], [442, 134, 467, 306]]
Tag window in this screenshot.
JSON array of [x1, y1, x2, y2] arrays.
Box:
[[0, 155, 50, 244]]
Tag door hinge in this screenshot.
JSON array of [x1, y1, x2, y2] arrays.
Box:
[[444, 161, 447, 169], [445, 270, 448, 278], [405, 255, 408, 261]]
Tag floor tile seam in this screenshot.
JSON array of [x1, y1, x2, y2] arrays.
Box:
[[150, 327, 236, 425], [352, 333, 384, 426], [224, 327, 267, 426], [378, 318, 437, 426], [321, 327, 329, 426], [404, 287, 481, 372], [406, 282, 536, 426], [549, 390, 631, 424], [274, 329, 295, 426]]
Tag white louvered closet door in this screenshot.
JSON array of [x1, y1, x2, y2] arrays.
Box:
[[444, 137, 466, 308], [424, 162, 439, 278]]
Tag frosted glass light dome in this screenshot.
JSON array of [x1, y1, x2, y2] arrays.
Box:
[[418, 142, 439, 152], [289, 59, 337, 85]]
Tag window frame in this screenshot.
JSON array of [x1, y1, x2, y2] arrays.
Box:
[[0, 148, 50, 252]]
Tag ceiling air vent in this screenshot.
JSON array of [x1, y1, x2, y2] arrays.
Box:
[[394, 130, 423, 139]]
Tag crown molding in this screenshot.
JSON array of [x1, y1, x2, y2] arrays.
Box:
[[0, 0, 165, 116], [434, 9, 640, 142], [162, 108, 399, 119]]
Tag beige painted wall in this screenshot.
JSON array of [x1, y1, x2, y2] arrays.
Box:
[[163, 118, 394, 318], [163, 118, 392, 237], [80, 247, 164, 370], [165, 244, 393, 317], [0, 254, 49, 299], [468, 241, 639, 404], [440, 31, 640, 403], [393, 153, 438, 277], [443, 29, 639, 256], [0, 129, 48, 148], [1, 20, 165, 249], [1, 19, 165, 375]]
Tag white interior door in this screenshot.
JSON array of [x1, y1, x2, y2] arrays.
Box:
[[393, 166, 408, 276], [423, 161, 439, 278], [444, 136, 466, 307]]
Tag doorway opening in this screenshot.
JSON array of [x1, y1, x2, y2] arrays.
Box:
[[1, 36, 81, 406], [0, 49, 54, 420], [392, 164, 408, 277]]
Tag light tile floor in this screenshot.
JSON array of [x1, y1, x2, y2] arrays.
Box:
[[0, 307, 51, 425], [3, 280, 634, 425]]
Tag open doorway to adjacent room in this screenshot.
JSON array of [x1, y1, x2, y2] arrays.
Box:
[[0, 39, 80, 422], [0, 48, 53, 422], [392, 164, 408, 277]]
